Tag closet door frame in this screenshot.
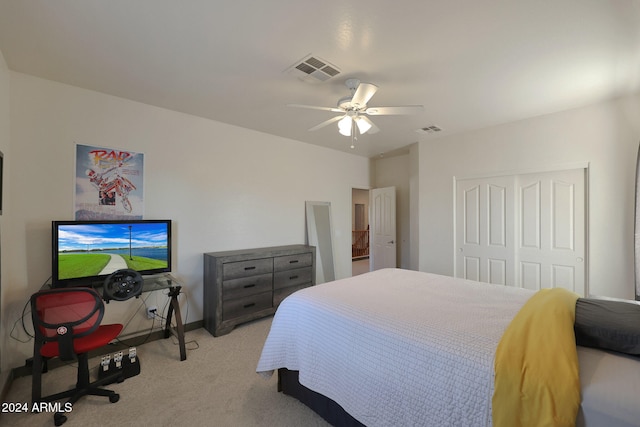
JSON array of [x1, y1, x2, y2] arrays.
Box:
[[453, 163, 589, 296]]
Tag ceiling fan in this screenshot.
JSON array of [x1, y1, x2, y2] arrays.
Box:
[[289, 78, 424, 137]]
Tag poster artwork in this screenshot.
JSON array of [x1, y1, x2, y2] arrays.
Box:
[[75, 144, 144, 220]]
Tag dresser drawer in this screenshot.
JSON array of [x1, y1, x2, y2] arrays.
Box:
[[222, 291, 272, 321], [223, 258, 273, 280], [274, 252, 313, 271], [222, 273, 273, 301], [273, 284, 309, 307], [274, 266, 313, 290]]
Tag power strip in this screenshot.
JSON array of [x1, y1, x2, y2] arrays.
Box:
[[97, 347, 141, 384]]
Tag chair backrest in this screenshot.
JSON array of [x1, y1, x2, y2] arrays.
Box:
[[31, 287, 105, 361]]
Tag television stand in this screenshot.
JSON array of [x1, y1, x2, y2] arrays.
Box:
[[141, 273, 186, 361]]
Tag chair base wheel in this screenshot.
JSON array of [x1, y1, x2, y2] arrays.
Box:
[[54, 412, 67, 426], [109, 393, 120, 403]]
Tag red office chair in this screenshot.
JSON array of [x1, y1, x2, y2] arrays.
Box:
[[31, 287, 124, 426]]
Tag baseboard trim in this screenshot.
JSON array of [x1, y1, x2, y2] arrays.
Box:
[[9, 320, 203, 380]]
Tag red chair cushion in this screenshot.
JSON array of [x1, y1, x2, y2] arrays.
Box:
[[40, 323, 123, 359]]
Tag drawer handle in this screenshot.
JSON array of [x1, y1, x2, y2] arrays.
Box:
[[289, 275, 299, 280], [289, 260, 299, 264], [243, 284, 256, 288], [244, 266, 256, 271], [243, 303, 256, 309]]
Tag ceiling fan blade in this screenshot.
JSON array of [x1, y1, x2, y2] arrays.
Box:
[[351, 83, 378, 108], [308, 115, 344, 131], [287, 104, 343, 113], [364, 105, 424, 115]]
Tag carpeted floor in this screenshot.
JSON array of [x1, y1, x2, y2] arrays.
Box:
[[1, 317, 329, 427], [351, 258, 370, 276]]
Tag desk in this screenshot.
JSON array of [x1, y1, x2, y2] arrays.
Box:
[[42, 273, 187, 361], [142, 274, 187, 361]]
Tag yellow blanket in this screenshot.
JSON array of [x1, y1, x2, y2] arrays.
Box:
[[493, 288, 580, 427]]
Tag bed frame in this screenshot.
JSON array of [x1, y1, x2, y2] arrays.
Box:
[[278, 368, 364, 427]]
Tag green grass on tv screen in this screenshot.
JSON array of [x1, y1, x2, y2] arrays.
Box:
[[58, 253, 168, 280]]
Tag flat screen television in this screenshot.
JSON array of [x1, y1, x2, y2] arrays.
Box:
[[52, 219, 172, 288]]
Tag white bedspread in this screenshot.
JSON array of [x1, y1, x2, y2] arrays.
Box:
[[256, 268, 534, 426]]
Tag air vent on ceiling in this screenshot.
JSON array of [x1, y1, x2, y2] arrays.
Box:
[[416, 125, 442, 134], [286, 54, 341, 83]]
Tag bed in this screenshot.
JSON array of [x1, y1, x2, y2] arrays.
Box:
[[256, 268, 640, 427]]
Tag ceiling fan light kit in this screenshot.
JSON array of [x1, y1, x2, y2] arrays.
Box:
[[289, 78, 424, 144], [338, 116, 352, 136], [355, 116, 372, 134]]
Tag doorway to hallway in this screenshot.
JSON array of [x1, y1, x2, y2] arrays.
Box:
[[352, 188, 370, 276]]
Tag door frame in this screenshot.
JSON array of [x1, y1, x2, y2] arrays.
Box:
[[351, 186, 372, 275], [453, 162, 590, 294]]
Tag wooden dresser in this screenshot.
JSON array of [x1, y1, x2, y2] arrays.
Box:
[[203, 245, 316, 336]]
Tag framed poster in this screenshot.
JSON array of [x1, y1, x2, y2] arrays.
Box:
[[75, 144, 144, 220]]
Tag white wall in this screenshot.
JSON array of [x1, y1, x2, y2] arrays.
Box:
[[409, 143, 420, 271], [418, 94, 640, 299], [374, 154, 411, 269], [2, 72, 371, 370], [0, 50, 11, 382]]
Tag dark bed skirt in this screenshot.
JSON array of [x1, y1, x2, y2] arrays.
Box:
[[277, 368, 365, 427]]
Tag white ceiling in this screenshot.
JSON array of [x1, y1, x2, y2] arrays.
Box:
[[0, 1, 639, 158]]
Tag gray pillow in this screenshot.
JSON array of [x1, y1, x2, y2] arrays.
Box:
[[574, 298, 640, 355]]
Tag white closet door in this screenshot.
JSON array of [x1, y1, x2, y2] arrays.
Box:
[[455, 176, 515, 285], [517, 169, 585, 294], [455, 168, 586, 295]]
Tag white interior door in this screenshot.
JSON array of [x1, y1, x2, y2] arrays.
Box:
[[456, 176, 515, 284], [371, 186, 396, 270], [455, 168, 586, 295], [517, 169, 585, 294]]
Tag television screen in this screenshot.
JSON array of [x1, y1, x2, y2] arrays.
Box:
[[52, 219, 172, 287]]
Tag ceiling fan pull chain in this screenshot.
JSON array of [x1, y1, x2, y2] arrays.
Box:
[[350, 120, 356, 149]]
